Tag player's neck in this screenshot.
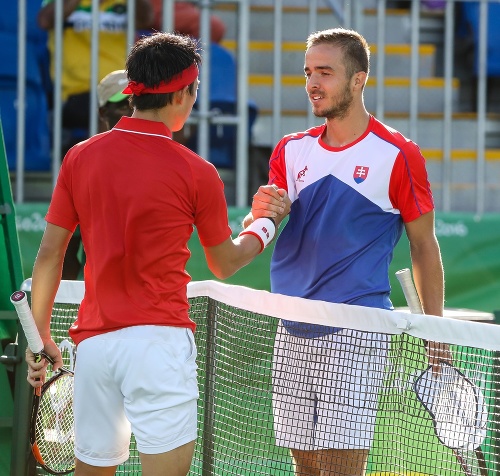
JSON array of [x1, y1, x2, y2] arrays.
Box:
[[132, 101, 191, 132], [132, 108, 168, 122], [323, 107, 370, 149], [132, 104, 185, 131]]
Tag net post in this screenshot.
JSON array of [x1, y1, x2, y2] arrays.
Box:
[[201, 297, 217, 476], [492, 310, 500, 473], [492, 353, 500, 474]]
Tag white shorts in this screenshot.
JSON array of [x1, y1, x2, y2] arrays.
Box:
[[73, 325, 198, 467], [272, 322, 389, 451]]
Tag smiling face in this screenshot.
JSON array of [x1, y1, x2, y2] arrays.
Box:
[[304, 43, 357, 120]]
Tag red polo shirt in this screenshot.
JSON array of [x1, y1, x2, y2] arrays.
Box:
[[46, 117, 232, 345]]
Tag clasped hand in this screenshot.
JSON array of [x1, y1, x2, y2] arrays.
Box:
[[250, 184, 291, 227]]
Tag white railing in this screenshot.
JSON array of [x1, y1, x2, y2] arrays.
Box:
[[8, 0, 499, 212]]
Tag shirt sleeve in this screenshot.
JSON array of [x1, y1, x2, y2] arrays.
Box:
[[193, 162, 232, 248], [45, 154, 79, 232], [268, 137, 288, 190], [389, 141, 435, 223]]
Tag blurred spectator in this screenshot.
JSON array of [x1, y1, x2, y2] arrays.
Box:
[[185, 42, 258, 168], [148, 0, 226, 43], [0, 0, 51, 171], [37, 0, 153, 154], [457, 1, 500, 112], [62, 69, 132, 280], [96, 69, 131, 132]]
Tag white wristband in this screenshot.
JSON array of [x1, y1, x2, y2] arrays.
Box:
[[239, 217, 276, 253]]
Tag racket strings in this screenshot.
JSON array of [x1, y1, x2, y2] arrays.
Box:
[[414, 362, 488, 453], [34, 373, 75, 472]]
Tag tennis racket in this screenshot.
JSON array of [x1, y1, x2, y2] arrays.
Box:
[[10, 290, 76, 475], [395, 269, 488, 476]]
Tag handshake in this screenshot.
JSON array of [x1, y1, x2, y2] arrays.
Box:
[[239, 184, 291, 252]]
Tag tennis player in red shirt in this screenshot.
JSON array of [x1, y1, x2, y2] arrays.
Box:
[[25, 32, 289, 476]]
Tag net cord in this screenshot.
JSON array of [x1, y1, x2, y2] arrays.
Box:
[[20, 278, 500, 351]]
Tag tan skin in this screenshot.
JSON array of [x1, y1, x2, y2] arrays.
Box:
[[247, 42, 446, 476], [26, 81, 290, 476]]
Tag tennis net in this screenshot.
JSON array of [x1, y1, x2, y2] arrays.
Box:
[[25, 278, 500, 476]]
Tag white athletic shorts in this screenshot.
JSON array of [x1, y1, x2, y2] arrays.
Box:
[[73, 325, 198, 467], [272, 321, 389, 451]]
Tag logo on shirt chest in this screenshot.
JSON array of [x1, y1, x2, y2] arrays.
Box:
[[296, 165, 309, 182], [353, 165, 369, 184]]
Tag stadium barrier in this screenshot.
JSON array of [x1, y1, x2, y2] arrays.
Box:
[[11, 202, 500, 313]]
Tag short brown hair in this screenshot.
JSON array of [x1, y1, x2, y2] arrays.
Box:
[[306, 28, 370, 80]]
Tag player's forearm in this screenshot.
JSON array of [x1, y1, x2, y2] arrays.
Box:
[[30, 224, 72, 340], [205, 236, 262, 279], [219, 235, 264, 279], [205, 218, 277, 279], [410, 239, 444, 317], [31, 258, 64, 341]]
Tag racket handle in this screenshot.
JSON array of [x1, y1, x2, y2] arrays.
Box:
[[10, 291, 44, 355], [395, 268, 424, 315]]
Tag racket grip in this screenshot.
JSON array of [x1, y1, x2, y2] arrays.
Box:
[[395, 268, 424, 315], [10, 291, 44, 354]]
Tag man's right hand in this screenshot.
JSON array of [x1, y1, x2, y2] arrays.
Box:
[[26, 340, 63, 388], [426, 341, 453, 376], [249, 185, 291, 226]]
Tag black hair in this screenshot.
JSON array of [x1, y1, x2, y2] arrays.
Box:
[[126, 32, 202, 110]]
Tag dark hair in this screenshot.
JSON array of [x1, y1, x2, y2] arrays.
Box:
[[306, 28, 370, 80], [126, 32, 202, 110]]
